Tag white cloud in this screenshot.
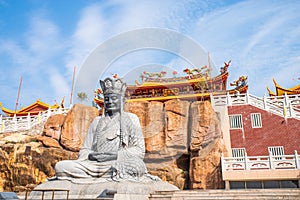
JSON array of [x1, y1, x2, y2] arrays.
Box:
[[66, 0, 212, 85], [26, 16, 62, 57], [67, 0, 299, 99], [65, 3, 107, 76], [47, 68, 70, 102], [0, 12, 70, 109], [192, 0, 300, 96], [2, 0, 300, 111]]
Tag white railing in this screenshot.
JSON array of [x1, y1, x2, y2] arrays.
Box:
[[0, 107, 70, 133], [222, 151, 300, 171], [211, 92, 300, 120]]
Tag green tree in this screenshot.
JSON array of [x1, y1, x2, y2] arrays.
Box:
[[77, 92, 88, 102]]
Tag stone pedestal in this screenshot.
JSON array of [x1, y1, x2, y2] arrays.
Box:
[[28, 179, 179, 200], [0, 192, 19, 200]]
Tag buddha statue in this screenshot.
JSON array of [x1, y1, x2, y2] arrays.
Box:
[[54, 77, 154, 183]]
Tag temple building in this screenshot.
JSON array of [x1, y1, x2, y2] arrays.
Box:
[[0, 99, 64, 117], [94, 62, 248, 106]]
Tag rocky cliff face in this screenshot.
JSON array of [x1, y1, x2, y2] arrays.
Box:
[[0, 100, 225, 193], [0, 104, 97, 193], [0, 132, 78, 193], [126, 100, 225, 189]]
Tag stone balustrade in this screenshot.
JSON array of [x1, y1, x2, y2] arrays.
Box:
[[211, 92, 300, 120], [0, 107, 70, 133], [222, 151, 300, 171], [221, 151, 300, 189]]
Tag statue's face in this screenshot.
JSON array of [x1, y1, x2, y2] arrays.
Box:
[[104, 93, 122, 113]]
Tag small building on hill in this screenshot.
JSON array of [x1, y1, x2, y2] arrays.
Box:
[[0, 99, 64, 117]]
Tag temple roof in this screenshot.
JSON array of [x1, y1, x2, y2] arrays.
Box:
[[94, 61, 247, 106], [128, 71, 228, 90], [94, 84, 248, 105], [0, 99, 63, 117], [94, 70, 247, 105], [267, 78, 300, 96]]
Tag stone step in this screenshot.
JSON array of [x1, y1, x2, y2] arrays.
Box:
[[20, 189, 300, 200], [150, 189, 300, 200], [19, 195, 114, 200], [154, 189, 300, 195], [150, 196, 300, 200]]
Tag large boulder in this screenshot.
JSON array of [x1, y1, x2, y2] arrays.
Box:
[[190, 101, 219, 151], [189, 138, 224, 189], [189, 101, 224, 189], [126, 101, 165, 152], [43, 114, 66, 140], [127, 100, 190, 189], [165, 100, 189, 150], [38, 104, 99, 151], [60, 104, 99, 151], [36, 135, 61, 148], [127, 100, 225, 190]]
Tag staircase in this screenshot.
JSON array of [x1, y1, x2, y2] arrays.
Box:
[[149, 189, 300, 200]]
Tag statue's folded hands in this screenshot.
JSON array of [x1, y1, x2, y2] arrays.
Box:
[[88, 152, 118, 162]]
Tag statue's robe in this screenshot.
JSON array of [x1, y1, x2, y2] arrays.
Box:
[[55, 112, 147, 183]]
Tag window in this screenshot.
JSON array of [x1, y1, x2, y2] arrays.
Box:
[[232, 148, 246, 161], [251, 113, 262, 128], [229, 114, 243, 129], [268, 146, 284, 160], [232, 148, 246, 157]]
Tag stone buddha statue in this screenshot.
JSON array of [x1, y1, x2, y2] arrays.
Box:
[[54, 77, 153, 183]]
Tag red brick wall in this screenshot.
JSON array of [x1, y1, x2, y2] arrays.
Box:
[[228, 105, 300, 156]]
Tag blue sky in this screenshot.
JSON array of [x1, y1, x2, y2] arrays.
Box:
[[0, 0, 299, 113]]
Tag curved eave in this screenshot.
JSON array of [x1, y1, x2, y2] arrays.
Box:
[[1, 99, 60, 117], [272, 78, 300, 96], [276, 86, 300, 96], [1, 106, 16, 117], [128, 72, 228, 90], [266, 87, 276, 96]]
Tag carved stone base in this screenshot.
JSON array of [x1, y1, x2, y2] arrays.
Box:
[[28, 179, 179, 199]]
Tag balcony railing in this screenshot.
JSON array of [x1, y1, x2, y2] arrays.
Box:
[[211, 92, 300, 120], [222, 151, 300, 172]]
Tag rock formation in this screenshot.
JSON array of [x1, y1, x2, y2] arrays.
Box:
[[126, 99, 225, 190], [0, 100, 226, 194], [189, 101, 224, 189], [60, 104, 99, 151], [0, 133, 78, 193], [0, 104, 97, 193], [37, 104, 99, 151]]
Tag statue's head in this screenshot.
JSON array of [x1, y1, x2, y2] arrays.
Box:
[[100, 78, 127, 114]]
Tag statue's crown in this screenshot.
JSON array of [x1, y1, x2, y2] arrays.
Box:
[[100, 78, 127, 96]]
